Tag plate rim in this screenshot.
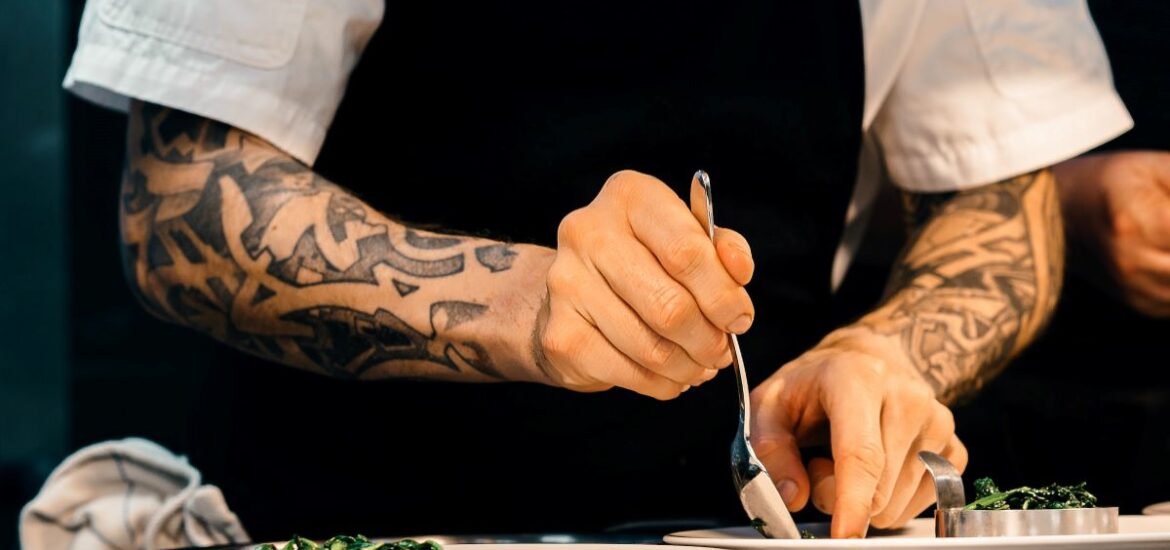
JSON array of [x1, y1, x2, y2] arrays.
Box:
[[663, 516, 1170, 548]]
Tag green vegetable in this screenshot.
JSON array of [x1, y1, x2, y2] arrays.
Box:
[[749, 518, 767, 536], [283, 536, 321, 550], [260, 537, 440, 550], [964, 477, 1098, 510], [748, 518, 816, 539]]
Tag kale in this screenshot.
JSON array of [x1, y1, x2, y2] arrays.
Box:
[[749, 518, 767, 536], [748, 517, 815, 539], [260, 536, 441, 550], [964, 477, 1098, 510]]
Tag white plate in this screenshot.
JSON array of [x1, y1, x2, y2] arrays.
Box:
[[664, 516, 1170, 550]]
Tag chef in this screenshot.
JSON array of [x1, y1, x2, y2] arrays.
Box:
[[60, 0, 1130, 540]]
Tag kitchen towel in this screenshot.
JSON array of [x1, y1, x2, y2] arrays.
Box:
[[19, 437, 249, 550]]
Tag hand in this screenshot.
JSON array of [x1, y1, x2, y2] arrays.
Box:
[[750, 333, 967, 538], [1055, 151, 1170, 317], [538, 170, 755, 399]]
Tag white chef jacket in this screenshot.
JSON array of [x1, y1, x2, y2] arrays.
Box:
[[63, 0, 1133, 287]]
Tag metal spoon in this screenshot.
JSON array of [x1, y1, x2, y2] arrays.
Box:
[[691, 170, 800, 539]]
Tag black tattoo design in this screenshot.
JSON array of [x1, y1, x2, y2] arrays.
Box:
[[392, 279, 419, 297], [120, 103, 519, 380], [282, 302, 493, 378], [405, 229, 463, 249], [866, 170, 1064, 403], [475, 244, 518, 273]]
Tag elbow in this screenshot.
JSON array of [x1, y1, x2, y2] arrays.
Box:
[[117, 170, 176, 324]]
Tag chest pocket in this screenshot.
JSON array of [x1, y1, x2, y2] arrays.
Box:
[[99, 0, 307, 68]]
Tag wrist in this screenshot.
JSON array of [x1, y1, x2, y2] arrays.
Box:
[[473, 244, 558, 384], [815, 322, 933, 385]]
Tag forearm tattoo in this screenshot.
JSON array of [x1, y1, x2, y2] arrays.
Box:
[[121, 103, 518, 380], [863, 170, 1064, 403]]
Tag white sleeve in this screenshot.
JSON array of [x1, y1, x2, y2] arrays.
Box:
[[62, 0, 383, 165], [871, 0, 1133, 192]]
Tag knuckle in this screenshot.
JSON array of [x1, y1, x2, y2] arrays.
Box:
[[544, 261, 575, 296], [865, 357, 889, 378], [932, 404, 956, 435], [662, 235, 709, 278], [642, 336, 678, 371], [841, 440, 886, 481], [603, 170, 643, 198], [1111, 210, 1139, 239], [540, 323, 578, 363], [651, 285, 693, 332], [699, 328, 730, 365], [556, 208, 588, 245], [900, 380, 935, 404]]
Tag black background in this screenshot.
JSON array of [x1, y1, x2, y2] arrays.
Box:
[[3, 1, 1169, 548]]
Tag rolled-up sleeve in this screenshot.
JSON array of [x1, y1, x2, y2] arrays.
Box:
[[872, 0, 1133, 192], [63, 0, 383, 165]]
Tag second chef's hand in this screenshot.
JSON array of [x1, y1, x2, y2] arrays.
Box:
[[748, 168, 1063, 538]]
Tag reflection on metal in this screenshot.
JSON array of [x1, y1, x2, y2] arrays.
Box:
[[919, 451, 1120, 538]]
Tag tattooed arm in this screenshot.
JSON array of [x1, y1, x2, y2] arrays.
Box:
[[122, 101, 554, 382], [749, 169, 1062, 537], [847, 169, 1064, 403], [120, 102, 752, 395]]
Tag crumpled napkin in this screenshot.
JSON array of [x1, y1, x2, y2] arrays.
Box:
[[20, 437, 249, 550]]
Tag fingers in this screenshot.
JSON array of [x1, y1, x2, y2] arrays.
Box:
[[824, 372, 885, 539], [809, 457, 836, 514], [607, 171, 754, 334], [589, 234, 732, 368], [872, 402, 955, 528], [1118, 249, 1170, 317], [751, 396, 811, 511], [868, 395, 929, 526], [892, 435, 969, 527], [578, 264, 719, 386], [540, 299, 686, 400]]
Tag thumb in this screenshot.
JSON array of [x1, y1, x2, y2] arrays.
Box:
[[715, 227, 755, 285], [752, 402, 810, 512]]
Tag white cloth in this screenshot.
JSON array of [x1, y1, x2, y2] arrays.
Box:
[[831, 0, 1132, 289], [19, 438, 249, 550], [64, 0, 382, 164], [62, 0, 1132, 283]]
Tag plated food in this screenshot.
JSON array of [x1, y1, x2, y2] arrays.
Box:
[[256, 536, 441, 550], [965, 477, 1098, 511]]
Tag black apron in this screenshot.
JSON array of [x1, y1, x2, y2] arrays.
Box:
[[194, 0, 862, 539]]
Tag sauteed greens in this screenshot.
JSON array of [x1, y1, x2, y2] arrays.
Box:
[[256, 535, 441, 550], [748, 518, 816, 539], [964, 477, 1098, 510]]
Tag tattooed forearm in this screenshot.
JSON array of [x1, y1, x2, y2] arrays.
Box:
[[856, 170, 1064, 403], [120, 102, 551, 382]]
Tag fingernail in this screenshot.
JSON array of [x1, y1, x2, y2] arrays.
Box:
[[777, 479, 798, 504], [727, 314, 752, 334], [812, 476, 836, 514]]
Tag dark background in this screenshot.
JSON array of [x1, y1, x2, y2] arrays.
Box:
[[3, 1, 1169, 549]]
